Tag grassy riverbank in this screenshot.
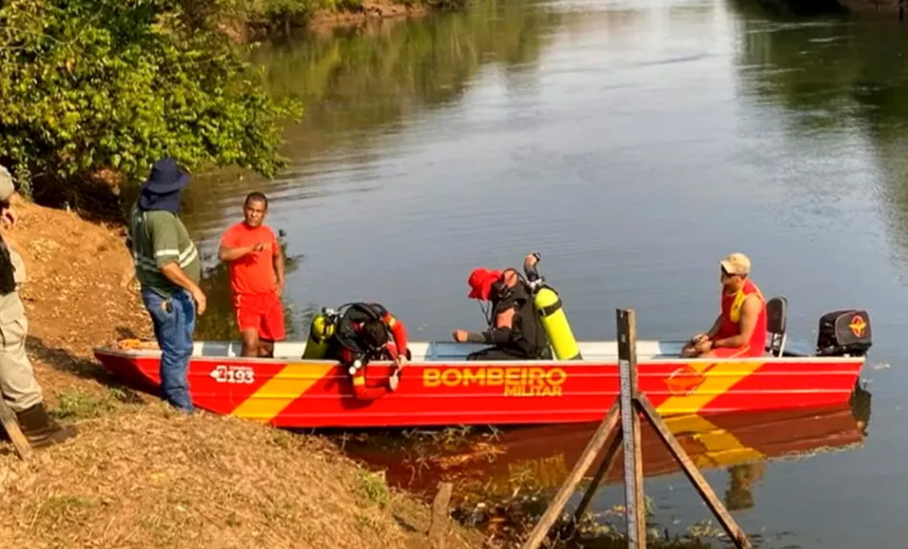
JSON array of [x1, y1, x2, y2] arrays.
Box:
[[0, 198, 485, 549]]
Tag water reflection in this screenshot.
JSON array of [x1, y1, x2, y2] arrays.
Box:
[[730, 1, 908, 277], [342, 384, 871, 540], [179, 0, 564, 241], [193, 236, 311, 340]]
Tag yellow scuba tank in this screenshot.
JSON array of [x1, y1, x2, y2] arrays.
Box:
[[533, 285, 582, 361], [302, 312, 335, 359]]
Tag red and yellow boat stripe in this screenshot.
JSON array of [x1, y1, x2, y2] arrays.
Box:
[[230, 362, 335, 423], [654, 359, 767, 416]]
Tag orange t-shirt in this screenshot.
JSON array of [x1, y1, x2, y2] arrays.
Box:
[[220, 222, 279, 296]]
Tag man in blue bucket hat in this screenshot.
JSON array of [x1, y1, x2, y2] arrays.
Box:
[[127, 158, 206, 412]]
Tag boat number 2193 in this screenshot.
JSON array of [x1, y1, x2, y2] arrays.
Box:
[[209, 365, 255, 384]]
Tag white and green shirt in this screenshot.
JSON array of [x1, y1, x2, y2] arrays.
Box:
[[128, 202, 201, 297]]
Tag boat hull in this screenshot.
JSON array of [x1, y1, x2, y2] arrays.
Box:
[[94, 340, 866, 428]]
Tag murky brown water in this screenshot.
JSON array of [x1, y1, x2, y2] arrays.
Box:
[[179, 0, 908, 546]]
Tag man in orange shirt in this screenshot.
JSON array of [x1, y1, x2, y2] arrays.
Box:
[[218, 192, 285, 357]]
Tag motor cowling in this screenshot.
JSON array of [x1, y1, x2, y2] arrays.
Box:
[[815, 309, 872, 357]]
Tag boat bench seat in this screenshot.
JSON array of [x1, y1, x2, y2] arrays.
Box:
[[193, 338, 817, 362], [412, 341, 687, 362]]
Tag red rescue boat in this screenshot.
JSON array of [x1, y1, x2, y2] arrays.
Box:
[[92, 306, 873, 429]]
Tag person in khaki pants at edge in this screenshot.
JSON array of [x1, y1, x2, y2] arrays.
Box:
[[0, 165, 77, 448]]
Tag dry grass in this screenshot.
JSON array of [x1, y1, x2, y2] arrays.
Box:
[[0, 199, 489, 549], [0, 397, 488, 549]]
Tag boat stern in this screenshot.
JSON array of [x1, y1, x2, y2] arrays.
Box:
[[816, 309, 872, 358]]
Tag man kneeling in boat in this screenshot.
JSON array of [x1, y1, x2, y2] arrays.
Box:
[[681, 253, 767, 359], [325, 303, 409, 400], [452, 254, 552, 361]]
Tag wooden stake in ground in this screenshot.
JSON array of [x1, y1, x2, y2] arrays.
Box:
[[0, 398, 32, 460], [429, 481, 453, 549], [519, 308, 753, 549]]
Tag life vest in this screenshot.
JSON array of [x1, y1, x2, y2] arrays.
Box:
[[489, 276, 551, 359], [716, 279, 767, 356]]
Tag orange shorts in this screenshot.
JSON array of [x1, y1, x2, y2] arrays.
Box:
[[234, 292, 285, 342]]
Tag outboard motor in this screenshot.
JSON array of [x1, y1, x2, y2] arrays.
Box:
[[815, 309, 872, 357]]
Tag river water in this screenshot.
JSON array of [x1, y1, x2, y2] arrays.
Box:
[[180, 1, 908, 547]]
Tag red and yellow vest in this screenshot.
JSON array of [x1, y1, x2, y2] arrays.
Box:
[[716, 279, 767, 357]]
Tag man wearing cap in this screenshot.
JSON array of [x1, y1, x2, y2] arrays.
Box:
[[127, 158, 206, 413], [0, 166, 78, 448], [681, 253, 767, 359], [452, 253, 552, 361]]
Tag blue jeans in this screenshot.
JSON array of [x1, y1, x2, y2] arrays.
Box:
[[141, 289, 196, 412]]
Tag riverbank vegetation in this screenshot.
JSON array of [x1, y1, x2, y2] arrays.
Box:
[[0, 0, 303, 214], [0, 0, 467, 218], [238, 0, 468, 35]]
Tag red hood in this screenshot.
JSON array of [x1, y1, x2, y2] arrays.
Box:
[[467, 268, 502, 301]]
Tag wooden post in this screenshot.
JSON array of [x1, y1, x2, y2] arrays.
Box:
[[518, 308, 753, 549], [429, 482, 453, 549], [636, 396, 752, 549], [0, 398, 32, 460], [617, 309, 646, 549], [519, 402, 620, 549]]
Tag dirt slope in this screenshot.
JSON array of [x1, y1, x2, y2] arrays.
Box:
[[0, 198, 488, 549]]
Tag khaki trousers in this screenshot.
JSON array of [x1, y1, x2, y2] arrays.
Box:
[[0, 291, 42, 412]]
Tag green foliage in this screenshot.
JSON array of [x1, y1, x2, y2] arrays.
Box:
[[50, 388, 118, 420], [0, 0, 303, 200], [221, 0, 461, 38], [355, 469, 391, 508], [252, 0, 557, 139], [258, 0, 344, 23]]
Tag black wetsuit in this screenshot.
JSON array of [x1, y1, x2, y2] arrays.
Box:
[[466, 273, 552, 361]]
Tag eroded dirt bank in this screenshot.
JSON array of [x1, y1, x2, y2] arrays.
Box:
[[0, 198, 489, 549]]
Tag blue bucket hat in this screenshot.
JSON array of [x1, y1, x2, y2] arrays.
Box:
[[141, 157, 190, 196]]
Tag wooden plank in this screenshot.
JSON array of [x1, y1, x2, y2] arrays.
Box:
[[0, 398, 32, 460], [636, 395, 753, 549], [573, 425, 623, 522], [617, 308, 646, 549], [519, 401, 621, 549], [429, 482, 453, 549]]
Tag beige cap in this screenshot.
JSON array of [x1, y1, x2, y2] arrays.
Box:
[[720, 252, 751, 276], [0, 166, 14, 202]]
